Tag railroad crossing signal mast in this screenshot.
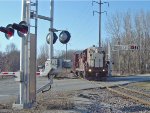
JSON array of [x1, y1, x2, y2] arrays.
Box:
[[0, 0, 71, 109], [14, 0, 70, 109], [13, 0, 56, 109], [13, 0, 36, 109]]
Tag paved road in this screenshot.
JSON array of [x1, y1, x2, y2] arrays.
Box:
[[0, 74, 150, 103], [100, 74, 150, 87]]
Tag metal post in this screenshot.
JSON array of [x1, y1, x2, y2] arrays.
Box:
[[35, 0, 38, 53], [13, 0, 27, 109], [118, 50, 120, 75], [18, 0, 31, 108], [66, 43, 67, 60], [139, 36, 141, 73], [26, 1, 30, 99], [49, 0, 54, 59], [20, 0, 26, 105], [107, 41, 112, 76], [99, 0, 101, 48]]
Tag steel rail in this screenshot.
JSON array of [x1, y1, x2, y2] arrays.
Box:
[[118, 86, 150, 98], [106, 87, 150, 106]]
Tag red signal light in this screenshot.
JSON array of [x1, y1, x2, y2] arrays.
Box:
[[5, 24, 14, 40], [130, 45, 139, 50], [130, 45, 134, 50], [0, 24, 14, 40], [12, 21, 28, 37]]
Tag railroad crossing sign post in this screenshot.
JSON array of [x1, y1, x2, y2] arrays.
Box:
[[14, 0, 56, 109], [13, 0, 32, 109], [13, 0, 54, 109], [13, 0, 71, 109]]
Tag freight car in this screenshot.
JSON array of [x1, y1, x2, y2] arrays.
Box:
[[73, 45, 108, 80]]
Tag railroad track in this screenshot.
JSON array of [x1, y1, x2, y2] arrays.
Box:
[[56, 77, 150, 107], [106, 85, 150, 106]]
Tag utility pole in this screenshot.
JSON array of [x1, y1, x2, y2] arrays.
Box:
[[92, 0, 109, 48]]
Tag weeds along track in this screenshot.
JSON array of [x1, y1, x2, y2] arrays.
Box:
[[106, 85, 150, 106]]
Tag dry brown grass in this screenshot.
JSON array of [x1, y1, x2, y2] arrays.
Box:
[[0, 91, 75, 113], [34, 91, 74, 111]]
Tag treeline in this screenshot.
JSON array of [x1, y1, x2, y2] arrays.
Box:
[[37, 43, 77, 66], [106, 11, 150, 74], [0, 43, 76, 72], [0, 43, 20, 72]]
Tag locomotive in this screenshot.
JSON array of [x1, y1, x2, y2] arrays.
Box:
[[73, 45, 108, 80]]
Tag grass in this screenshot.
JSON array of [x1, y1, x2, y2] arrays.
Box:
[[35, 91, 74, 111], [46, 98, 74, 110], [133, 81, 150, 90]]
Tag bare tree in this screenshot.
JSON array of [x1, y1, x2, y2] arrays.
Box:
[[5, 43, 17, 54], [106, 12, 122, 44], [106, 12, 122, 74], [57, 50, 77, 61], [106, 10, 150, 75], [37, 43, 49, 66], [2, 43, 20, 71]]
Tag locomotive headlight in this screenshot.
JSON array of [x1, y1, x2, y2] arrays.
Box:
[[103, 69, 105, 72], [88, 69, 92, 72]]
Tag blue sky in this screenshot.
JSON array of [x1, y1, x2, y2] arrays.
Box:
[[0, 0, 150, 54]]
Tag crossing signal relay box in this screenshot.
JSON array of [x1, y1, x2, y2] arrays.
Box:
[[39, 58, 72, 77]]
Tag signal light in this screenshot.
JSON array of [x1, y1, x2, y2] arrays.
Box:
[[59, 31, 71, 44], [46, 30, 71, 45], [135, 46, 138, 49], [46, 32, 58, 44], [130, 45, 134, 50], [0, 24, 14, 40], [130, 45, 139, 50], [12, 21, 28, 37]]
